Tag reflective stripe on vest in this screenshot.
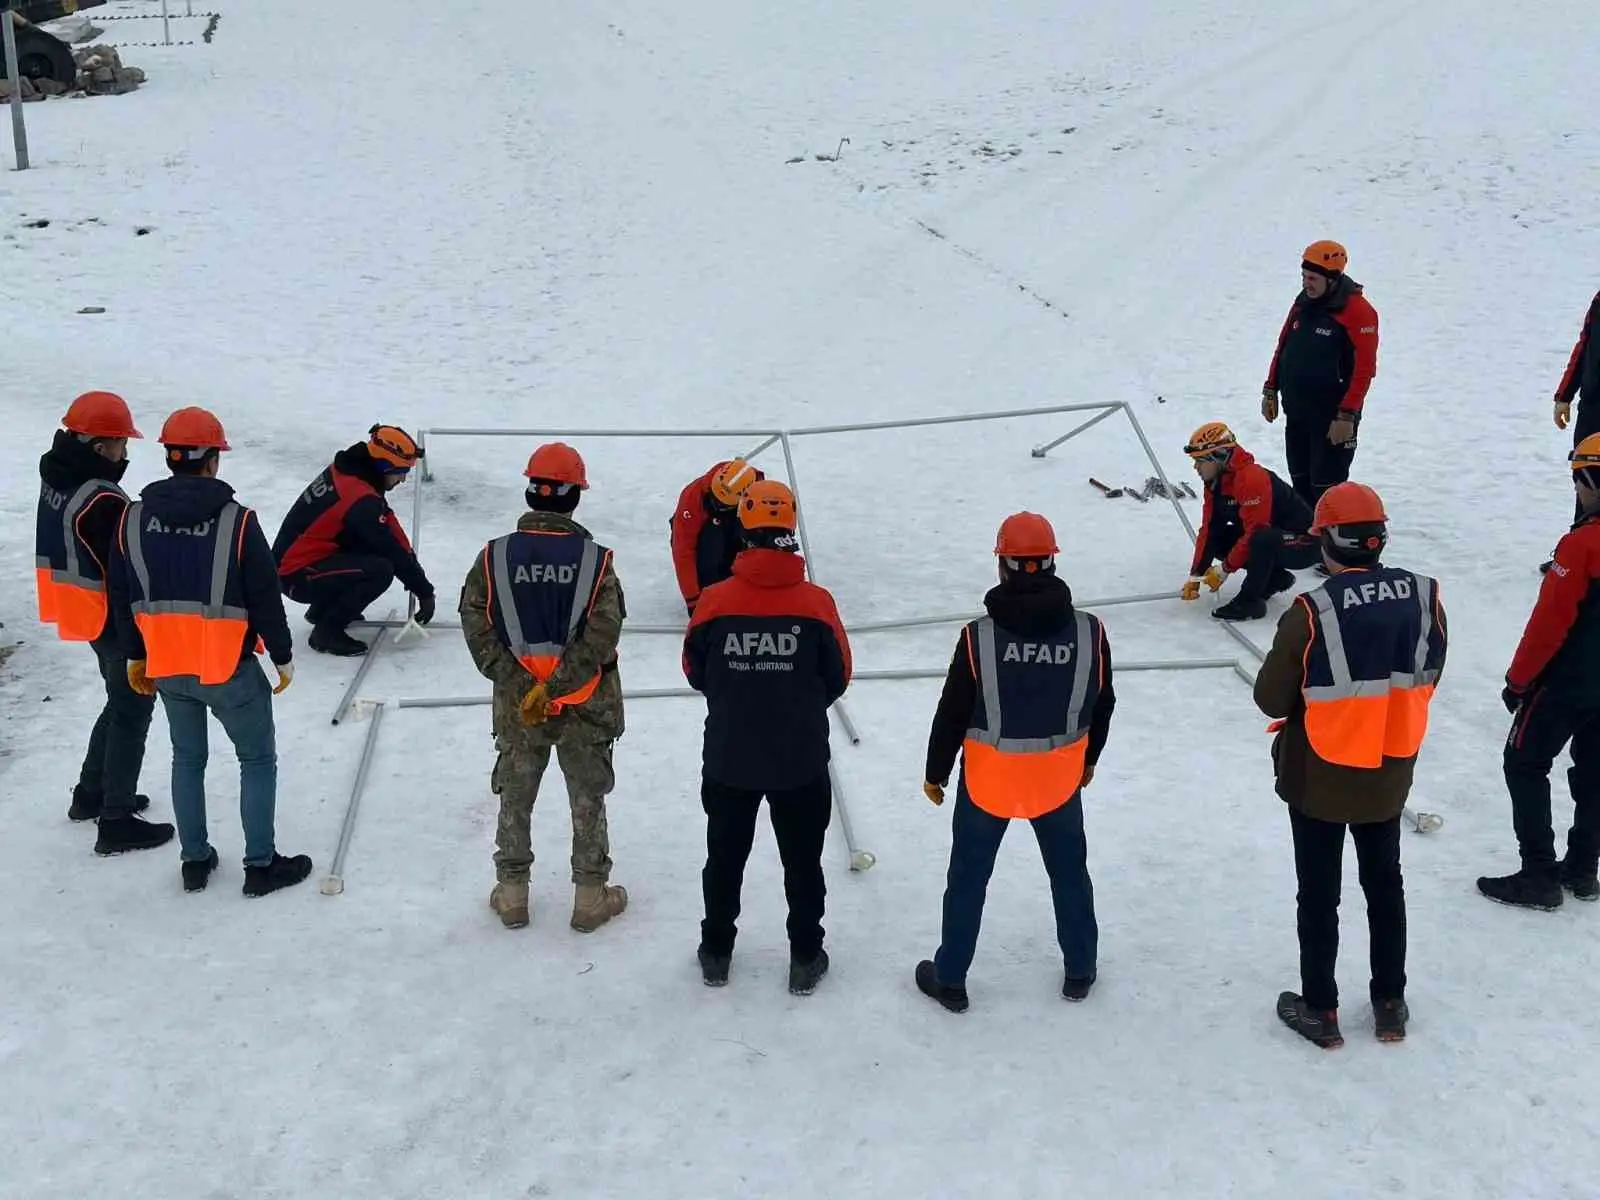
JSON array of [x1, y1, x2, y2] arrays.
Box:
[[487, 532, 607, 710], [125, 501, 251, 684], [961, 612, 1096, 819], [1301, 571, 1441, 769], [36, 479, 117, 642]]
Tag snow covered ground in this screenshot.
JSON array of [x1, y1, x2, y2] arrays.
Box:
[[5, 1, 1600, 1196]]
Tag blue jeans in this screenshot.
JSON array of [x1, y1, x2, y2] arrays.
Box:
[[934, 781, 1098, 986], [156, 661, 278, 866]]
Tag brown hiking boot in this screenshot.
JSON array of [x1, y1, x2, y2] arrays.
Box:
[[489, 881, 530, 929], [571, 882, 627, 932]]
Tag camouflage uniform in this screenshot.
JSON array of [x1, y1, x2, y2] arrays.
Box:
[[459, 510, 626, 887]]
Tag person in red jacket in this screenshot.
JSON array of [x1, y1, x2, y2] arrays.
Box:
[[1551, 287, 1600, 535], [1179, 422, 1317, 622], [683, 480, 851, 996], [1261, 240, 1381, 507], [271, 425, 435, 657], [670, 459, 763, 614], [1479, 433, 1600, 910]]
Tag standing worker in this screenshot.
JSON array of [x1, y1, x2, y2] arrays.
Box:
[[272, 425, 436, 657], [1479, 434, 1600, 910], [34, 391, 173, 853], [1545, 286, 1600, 564], [1261, 240, 1381, 507], [670, 459, 763, 615], [915, 513, 1114, 1013], [107, 408, 309, 896], [1181, 422, 1317, 621], [1254, 482, 1447, 1048], [460, 442, 629, 934], [684, 480, 851, 994]]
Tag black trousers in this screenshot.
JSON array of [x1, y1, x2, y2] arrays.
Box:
[[700, 773, 831, 961], [1289, 807, 1406, 1011], [77, 636, 155, 819], [1284, 404, 1356, 508], [1213, 525, 1321, 602], [281, 554, 395, 633], [1504, 688, 1600, 874]]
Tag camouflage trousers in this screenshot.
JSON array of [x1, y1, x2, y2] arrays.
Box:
[[491, 730, 615, 887]]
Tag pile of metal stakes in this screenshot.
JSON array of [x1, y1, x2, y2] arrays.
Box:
[[1089, 476, 1197, 502]]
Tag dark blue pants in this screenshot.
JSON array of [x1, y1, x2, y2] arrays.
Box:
[[77, 635, 155, 819], [934, 783, 1098, 986], [1504, 687, 1600, 874], [281, 554, 394, 633]]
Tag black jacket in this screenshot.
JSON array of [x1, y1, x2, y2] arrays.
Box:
[[924, 573, 1116, 786], [38, 430, 130, 590], [110, 475, 294, 667], [1557, 290, 1600, 407]]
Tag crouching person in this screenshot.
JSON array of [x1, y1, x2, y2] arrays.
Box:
[[460, 442, 628, 933]]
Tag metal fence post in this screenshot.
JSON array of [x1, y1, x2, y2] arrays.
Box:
[[2, 6, 29, 172]]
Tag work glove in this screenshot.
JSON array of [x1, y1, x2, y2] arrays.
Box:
[[1261, 387, 1279, 423], [1502, 685, 1527, 715], [414, 591, 436, 625], [273, 661, 294, 695], [1181, 577, 1203, 602], [923, 781, 945, 806], [1555, 400, 1572, 431], [1081, 765, 1096, 790], [1327, 413, 1358, 446], [1203, 565, 1227, 592], [126, 660, 156, 697], [519, 683, 552, 726]]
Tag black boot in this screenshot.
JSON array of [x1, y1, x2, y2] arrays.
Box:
[[1213, 596, 1267, 621], [1267, 568, 1297, 597], [788, 948, 829, 996], [1277, 991, 1343, 1049], [1374, 997, 1409, 1042], [69, 786, 150, 822], [243, 853, 314, 897], [1560, 857, 1600, 902], [182, 848, 220, 893], [1062, 971, 1097, 1002], [308, 626, 369, 657], [1477, 869, 1563, 910], [915, 959, 969, 1013], [698, 947, 731, 988], [94, 814, 176, 855]]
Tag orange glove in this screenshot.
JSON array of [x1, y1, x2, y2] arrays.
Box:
[[1181, 577, 1202, 602], [923, 781, 945, 806], [1556, 400, 1572, 431], [1203, 565, 1227, 592], [126, 660, 156, 697], [519, 683, 551, 726], [272, 661, 294, 695]]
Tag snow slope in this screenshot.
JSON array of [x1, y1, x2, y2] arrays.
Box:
[[4, 1, 1600, 1196]]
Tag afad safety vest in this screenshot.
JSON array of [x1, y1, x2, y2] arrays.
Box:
[[1299, 566, 1445, 769], [36, 479, 126, 643], [961, 612, 1102, 819], [483, 530, 611, 712], [122, 501, 254, 684]]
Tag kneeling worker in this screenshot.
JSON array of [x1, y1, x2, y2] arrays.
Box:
[[670, 458, 763, 614], [459, 442, 629, 933], [1181, 422, 1317, 621], [273, 424, 436, 656], [1254, 483, 1446, 1047], [916, 513, 1114, 1012]]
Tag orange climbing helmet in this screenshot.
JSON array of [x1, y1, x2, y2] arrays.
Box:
[[368, 424, 421, 473], [62, 390, 142, 440], [1302, 239, 1349, 277], [524, 442, 589, 490], [738, 480, 797, 532], [709, 459, 760, 508], [1184, 421, 1237, 459], [1571, 433, 1600, 471]]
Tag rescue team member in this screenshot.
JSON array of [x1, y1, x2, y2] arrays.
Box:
[[1479, 435, 1600, 910], [272, 425, 436, 657], [1261, 240, 1381, 507], [670, 458, 763, 614], [107, 408, 309, 897], [915, 513, 1114, 1013], [1551, 285, 1600, 536], [684, 480, 851, 995], [1254, 483, 1446, 1048], [1180, 422, 1316, 621], [34, 391, 172, 854], [460, 443, 629, 933]]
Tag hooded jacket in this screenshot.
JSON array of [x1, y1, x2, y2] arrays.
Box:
[[1265, 274, 1380, 415], [924, 572, 1116, 787], [1190, 447, 1312, 576], [108, 475, 294, 668], [38, 429, 132, 614]]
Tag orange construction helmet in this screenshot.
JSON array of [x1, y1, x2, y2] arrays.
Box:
[[994, 512, 1059, 559], [368, 424, 421, 472], [1302, 239, 1349, 276], [159, 407, 231, 452], [62, 390, 142, 439], [1311, 481, 1387, 533], [709, 459, 760, 508], [1184, 421, 1237, 459], [524, 442, 589, 490], [738, 480, 797, 532]]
